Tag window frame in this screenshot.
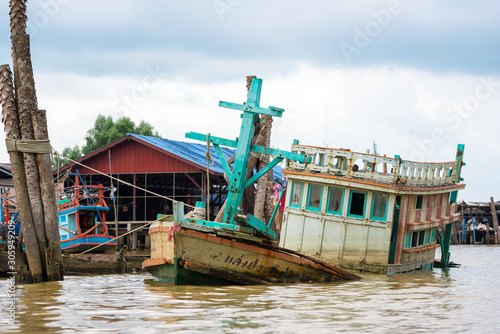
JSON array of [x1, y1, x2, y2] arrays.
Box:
[[416, 195, 423, 209], [424, 229, 430, 244], [326, 187, 344, 215], [289, 181, 305, 208], [347, 190, 367, 219], [306, 184, 323, 212], [430, 228, 437, 243], [404, 233, 412, 248], [370, 192, 389, 221]]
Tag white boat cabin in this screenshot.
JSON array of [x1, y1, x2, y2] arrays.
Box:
[[280, 143, 465, 274]]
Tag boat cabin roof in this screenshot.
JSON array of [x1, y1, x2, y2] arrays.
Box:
[[285, 143, 465, 195]]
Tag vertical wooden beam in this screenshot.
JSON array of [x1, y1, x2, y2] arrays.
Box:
[[490, 197, 499, 244], [16, 48, 49, 278], [144, 173, 147, 221], [132, 173, 137, 222], [0, 65, 43, 283], [108, 149, 118, 248], [32, 109, 63, 280]]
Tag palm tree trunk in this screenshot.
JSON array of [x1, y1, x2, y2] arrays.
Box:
[[17, 69, 48, 280], [253, 115, 273, 221], [32, 109, 63, 281], [7, 0, 63, 282], [0, 65, 43, 283]]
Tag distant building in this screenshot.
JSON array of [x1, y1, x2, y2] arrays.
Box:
[[55, 134, 282, 223]]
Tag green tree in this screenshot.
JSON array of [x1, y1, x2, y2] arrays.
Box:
[[56, 145, 81, 167], [60, 114, 161, 165]]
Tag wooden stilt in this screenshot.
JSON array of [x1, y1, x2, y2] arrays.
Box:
[[0, 65, 43, 283], [4, 0, 63, 282], [490, 197, 499, 244]]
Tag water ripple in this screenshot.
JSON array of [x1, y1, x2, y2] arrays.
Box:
[[1, 245, 500, 333]]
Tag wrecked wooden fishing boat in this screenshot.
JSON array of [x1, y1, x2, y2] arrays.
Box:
[[142, 78, 360, 284], [280, 143, 465, 274], [57, 172, 117, 253], [143, 77, 465, 283], [144, 206, 359, 285]]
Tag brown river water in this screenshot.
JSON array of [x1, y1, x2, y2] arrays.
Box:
[[1, 245, 499, 333]]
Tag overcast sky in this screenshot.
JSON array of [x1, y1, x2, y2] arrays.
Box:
[[0, 0, 499, 201]]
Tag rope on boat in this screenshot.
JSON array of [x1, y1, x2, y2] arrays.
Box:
[[0, 193, 17, 206], [53, 148, 196, 209], [73, 215, 172, 257], [55, 168, 71, 187]]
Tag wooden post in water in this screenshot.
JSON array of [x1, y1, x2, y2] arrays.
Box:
[[1, 0, 64, 282], [17, 85, 49, 274], [0, 65, 43, 283], [490, 197, 499, 244], [109, 149, 119, 250], [461, 202, 465, 244], [32, 109, 63, 280]]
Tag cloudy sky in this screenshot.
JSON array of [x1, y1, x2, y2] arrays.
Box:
[[0, 0, 499, 201]]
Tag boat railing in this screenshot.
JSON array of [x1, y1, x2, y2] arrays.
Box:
[[73, 184, 107, 207], [57, 184, 108, 208], [287, 144, 458, 187]]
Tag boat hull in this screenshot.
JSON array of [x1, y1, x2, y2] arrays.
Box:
[[61, 235, 117, 253], [143, 221, 359, 285]]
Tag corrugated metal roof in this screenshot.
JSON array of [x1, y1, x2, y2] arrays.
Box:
[[129, 134, 283, 179]]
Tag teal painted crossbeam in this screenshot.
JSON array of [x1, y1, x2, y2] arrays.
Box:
[[218, 101, 284, 118], [213, 144, 232, 179], [185, 131, 311, 164], [244, 157, 282, 190], [250, 144, 312, 164], [245, 214, 276, 240], [185, 132, 238, 148], [183, 77, 304, 239]]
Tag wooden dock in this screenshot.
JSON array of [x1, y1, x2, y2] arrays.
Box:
[[0, 250, 149, 276], [454, 197, 500, 244]]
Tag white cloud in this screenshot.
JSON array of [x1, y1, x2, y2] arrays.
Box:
[[1, 63, 497, 201], [1, 1, 500, 203]]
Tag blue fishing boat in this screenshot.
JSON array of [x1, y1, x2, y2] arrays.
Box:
[[57, 173, 117, 253]]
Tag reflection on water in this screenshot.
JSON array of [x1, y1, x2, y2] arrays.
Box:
[[1, 245, 500, 333]]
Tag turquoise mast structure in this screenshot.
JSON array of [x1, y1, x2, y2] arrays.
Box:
[[185, 77, 311, 240]]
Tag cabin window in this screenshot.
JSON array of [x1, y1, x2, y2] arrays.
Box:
[[418, 230, 426, 246], [416, 195, 423, 209], [348, 191, 366, 218], [405, 233, 412, 248], [411, 231, 419, 248], [59, 215, 66, 223], [290, 182, 305, 208], [370, 193, 388, 221], [430, 228, 437, 243], [424, 229, 430, 244], [405, 229, 436, 249], [326, 187, 344, 215], [306, 184, 323, 211]]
